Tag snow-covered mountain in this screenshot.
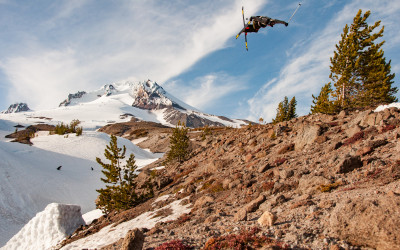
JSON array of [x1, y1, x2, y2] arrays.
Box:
[[2, 103, 31, 114], [54, 80, 247, 128]]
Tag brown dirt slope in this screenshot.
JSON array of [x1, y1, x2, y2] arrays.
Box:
[[62, 107, 400, 250]]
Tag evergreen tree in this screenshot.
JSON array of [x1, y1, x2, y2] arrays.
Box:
[[96, 135, 144, 213], [356, 38, 397, 106], [328, 9, 397, 110], [329, 23, 359, 109], [273, 96, 288, 124], [311, 83, 337, 114], [167, 121, 190, 163], [287, 96, 298, 120], [273, 96, 297, 124]]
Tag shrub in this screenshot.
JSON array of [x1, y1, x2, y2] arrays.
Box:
[[208, 181, 224, 193], [75, 126, 83, 136], [200, 179, 215, 191], [176, 213, 191, 224], [381, 124, 396, 133], [318, 182, 341, 192], [343, 131, 364, 146], [201, 125, 212, 140], [204, 227, 278, 250], [54, 119, 83, 136], [155, 240, 192, 250], [262, 181, 275, 192], [274, 158, 287, 166]]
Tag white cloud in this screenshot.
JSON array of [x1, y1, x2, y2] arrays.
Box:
[[3, 49, 90, 110], [247, 0, 400, 122], [165, 72, 248, 111], [1, 0, 267, 110], [52, 0, 91, 22]]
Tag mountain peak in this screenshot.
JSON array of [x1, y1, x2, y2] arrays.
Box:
[[131, 80, 178, 110], [2, 103, 31, 114]]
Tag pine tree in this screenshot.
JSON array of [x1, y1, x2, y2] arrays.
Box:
[[167, 121, 190, 163], [356, 36, 397, 106], [273, 96, 288, 124], [273, 96, 297, 124], [287, 96, 298, 120], [311, 83, 338, 114], [329, 23, 359, 109], [328, 9, 397, 110], [96, 135, 143, 213]]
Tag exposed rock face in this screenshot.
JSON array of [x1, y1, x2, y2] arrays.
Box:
[[2, 103, 31, 113], [163, 107, 225, 128], [59, 91, 87, 107], [131, 80, 178, 110], [131, 81, 235, 127]]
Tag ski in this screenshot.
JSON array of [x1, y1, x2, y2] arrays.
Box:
[[235, 6, 248, 51]]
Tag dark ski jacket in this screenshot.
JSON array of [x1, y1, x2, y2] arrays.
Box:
[[250, 16, 288, 29], [236, 15, 288, 39]]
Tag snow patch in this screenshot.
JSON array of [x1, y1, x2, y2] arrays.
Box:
[[154, 194, 170, 203], [3, 203, 85, 250], [131, 137, 148, 144], [151, 166, 166, 171], [62, 198, 191, 249], [374, 102, 400, 112], [82, 209, 104, 225]]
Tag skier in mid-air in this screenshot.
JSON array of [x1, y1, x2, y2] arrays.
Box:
[[236, 3, 301, 50], [236, 16, 289, 39]]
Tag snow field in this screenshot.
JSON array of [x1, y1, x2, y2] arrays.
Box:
[[0, 122, 162, 247], [31, 131, 160, 168]]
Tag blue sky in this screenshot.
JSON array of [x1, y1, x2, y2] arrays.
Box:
[[0, 0, 399, 122]]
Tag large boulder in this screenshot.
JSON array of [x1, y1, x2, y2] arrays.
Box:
[[258, 211, 277, 227], [121, 228, 145, 250], [295, 124, 322, 150], [328, 192, 400, 249], [336, 155, 363, 174]]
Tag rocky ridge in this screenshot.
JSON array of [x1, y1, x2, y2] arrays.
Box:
[[61, 107, 400, 249], [2, 103, 31, 114]]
